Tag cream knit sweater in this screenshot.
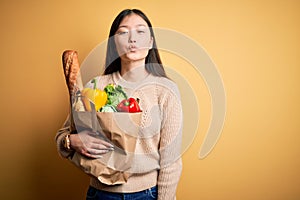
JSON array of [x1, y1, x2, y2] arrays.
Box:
[[55, 71, 183, 200]]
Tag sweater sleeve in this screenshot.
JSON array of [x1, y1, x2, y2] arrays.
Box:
[[55, 115, 75, 159], [157, 84, 183, 200]]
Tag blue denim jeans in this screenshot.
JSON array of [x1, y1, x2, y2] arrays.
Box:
[[86, 186, 158, 200]]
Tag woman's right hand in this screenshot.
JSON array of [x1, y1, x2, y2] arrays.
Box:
[[69, 130, 114, 158]]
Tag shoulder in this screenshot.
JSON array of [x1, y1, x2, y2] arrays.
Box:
[[153, 76, 181, 99]]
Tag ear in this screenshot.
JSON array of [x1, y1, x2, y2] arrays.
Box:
[[149, 36, 153, 49]]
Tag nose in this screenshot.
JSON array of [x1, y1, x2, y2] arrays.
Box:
[[128, 31, 136, 43]]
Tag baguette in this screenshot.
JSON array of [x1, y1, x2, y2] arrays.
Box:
[[62, 50, 83, 94], [62, 50, 85, 113]]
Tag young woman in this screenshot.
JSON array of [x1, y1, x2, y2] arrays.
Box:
[[56, 9, 183, 200]]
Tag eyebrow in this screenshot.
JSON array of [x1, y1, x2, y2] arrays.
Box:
[[118, 24, 147, 29]]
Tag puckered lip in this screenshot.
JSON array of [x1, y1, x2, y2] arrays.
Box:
[[128, 45, 138, 51]]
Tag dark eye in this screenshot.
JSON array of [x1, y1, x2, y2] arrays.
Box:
[[117, 31, 128, 35], [137, 30, 145, 34]]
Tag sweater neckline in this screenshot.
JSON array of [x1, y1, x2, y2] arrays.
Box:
[[112, 71, 153, 89]]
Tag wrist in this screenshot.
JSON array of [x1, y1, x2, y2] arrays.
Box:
[[68, 134, 76, 149]]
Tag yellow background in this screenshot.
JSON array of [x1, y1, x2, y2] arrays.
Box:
[[0, 0, 299, 199]]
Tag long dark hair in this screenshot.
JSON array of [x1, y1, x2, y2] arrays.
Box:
[[104, 9, 167, 78]]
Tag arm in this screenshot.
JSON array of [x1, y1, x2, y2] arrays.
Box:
[[157, 85, 183, 200], [55, 115, 75, 159], [58, 51, 114, 158], [55, 115, 114, 159]]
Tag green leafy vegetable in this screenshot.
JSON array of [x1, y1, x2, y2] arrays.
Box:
[[100, 105, 117, 112], [104, 84, 128, 108]]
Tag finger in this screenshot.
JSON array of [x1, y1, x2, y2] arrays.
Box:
[[84, 152, 103, 159], [89, 142, 114, 151], [98, 139, 114, 148], [87, 148, 111, 155], [90, 137, 114, 148], [78, 145, 101, 157]]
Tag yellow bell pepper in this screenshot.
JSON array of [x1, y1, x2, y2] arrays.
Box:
[[82, 79, 107, 111]]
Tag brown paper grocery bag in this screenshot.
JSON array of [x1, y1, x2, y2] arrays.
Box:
[[69, 111, 142, 185]]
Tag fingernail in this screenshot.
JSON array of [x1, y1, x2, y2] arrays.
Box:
[[109, 147, 114, 151]]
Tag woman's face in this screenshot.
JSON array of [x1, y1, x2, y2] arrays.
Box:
[[114, 13, 153, 63]]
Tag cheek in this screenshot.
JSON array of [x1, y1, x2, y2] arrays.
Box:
[[114, 37, 127, 54], [137, 35, 152, 47]]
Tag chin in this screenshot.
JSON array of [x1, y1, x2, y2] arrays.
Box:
[[124, 53, 147, 61]]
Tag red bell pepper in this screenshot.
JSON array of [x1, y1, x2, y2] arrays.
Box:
[[116, 98, 141, 113]]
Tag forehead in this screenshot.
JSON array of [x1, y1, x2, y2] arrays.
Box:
[[119, 13, 148, 28]]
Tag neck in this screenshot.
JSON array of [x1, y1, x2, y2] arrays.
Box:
[[120, 60, 149, 82]]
